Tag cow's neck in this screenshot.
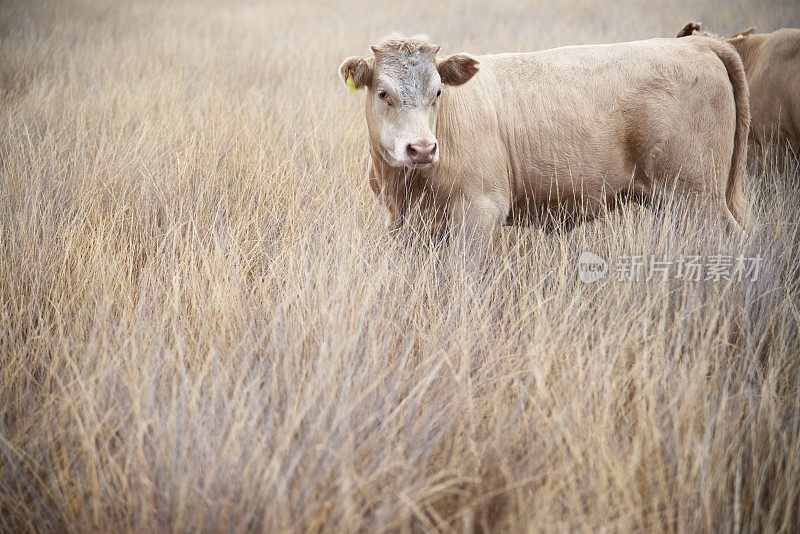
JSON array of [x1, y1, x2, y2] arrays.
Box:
[[369, 142, 423, 227], [728, 35, 763, 77]]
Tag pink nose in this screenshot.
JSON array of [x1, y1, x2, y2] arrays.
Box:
[[406, 139, 437, 163]]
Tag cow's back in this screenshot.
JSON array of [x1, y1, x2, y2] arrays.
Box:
[[430, 37, 738, 217], [734, 29, 800, 152]]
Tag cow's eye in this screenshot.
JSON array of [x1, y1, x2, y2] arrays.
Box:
[[436, 89, 442, 98], [377, 90, 388, 101]]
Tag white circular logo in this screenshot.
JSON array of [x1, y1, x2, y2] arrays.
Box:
[[578, 251, 608, 284]]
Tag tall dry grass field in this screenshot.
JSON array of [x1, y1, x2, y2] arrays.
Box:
[[2, 0, 800, 531]]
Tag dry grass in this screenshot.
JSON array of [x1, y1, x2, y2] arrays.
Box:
[[2, 0, 800, 531]]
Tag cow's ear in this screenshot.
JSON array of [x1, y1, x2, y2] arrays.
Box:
[[437, 54, 479, 86], [338, 56, 373, 90], [677, 21, 702, 37], [729, 27, 755, 39]]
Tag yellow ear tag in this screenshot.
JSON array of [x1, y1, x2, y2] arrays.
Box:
[[346, 71, 357, 93]]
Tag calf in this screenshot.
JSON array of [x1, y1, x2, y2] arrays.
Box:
[[340, 35, 749, 245]]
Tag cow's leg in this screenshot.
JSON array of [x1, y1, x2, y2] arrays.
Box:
[[448, 194, 507, 272], [675, 173, 746, 239], [686, 193, 744, 238], [648, 183, 744, 240]]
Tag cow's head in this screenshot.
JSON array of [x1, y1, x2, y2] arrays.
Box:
[[676, 21, 756, 41], [339, 35, 479, 168], [676, 21, 703, 37]]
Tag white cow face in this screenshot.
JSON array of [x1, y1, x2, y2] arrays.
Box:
[[339, 36, 479, 169]]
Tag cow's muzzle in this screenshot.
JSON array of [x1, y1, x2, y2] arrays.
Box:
[[405, 138, 437, 164]]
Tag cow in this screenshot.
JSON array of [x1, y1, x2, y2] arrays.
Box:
[[339, 34, 749, 249], [677, 22, 800, 159]]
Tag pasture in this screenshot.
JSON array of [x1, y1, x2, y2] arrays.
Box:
[[1, 0, 799, 531]]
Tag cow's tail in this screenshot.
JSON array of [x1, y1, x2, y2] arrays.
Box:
[[707, 38, 751, 226]]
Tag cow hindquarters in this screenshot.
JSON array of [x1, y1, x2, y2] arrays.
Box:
[[628, 43, 747, 237]]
